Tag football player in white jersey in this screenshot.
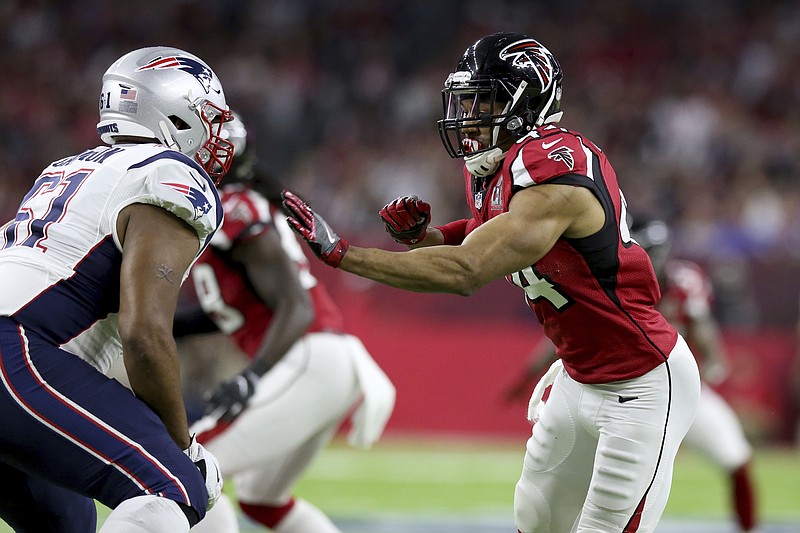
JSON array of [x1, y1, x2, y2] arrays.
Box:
[[0, 47, 233, 533], [174, 114, 395, 533]]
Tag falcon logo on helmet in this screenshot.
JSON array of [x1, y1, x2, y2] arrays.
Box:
[[499, 39, 557, 92], [136, 56, 216, 95]]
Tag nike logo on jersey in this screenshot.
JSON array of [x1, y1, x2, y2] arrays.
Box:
[[541, 137, 562, 149], [618, 395, 639, 403]]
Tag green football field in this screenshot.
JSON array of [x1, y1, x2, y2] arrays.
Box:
[[2, 437, 798, 531]]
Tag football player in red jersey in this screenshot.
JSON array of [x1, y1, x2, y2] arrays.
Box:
[[282, 32, 701, 532], [506, 218, 760, 532], [173, 114, 395, 533]]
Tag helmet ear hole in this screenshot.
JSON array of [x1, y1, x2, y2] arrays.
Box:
[[170, 116, 190, 130], [523, 110, 537, 125]]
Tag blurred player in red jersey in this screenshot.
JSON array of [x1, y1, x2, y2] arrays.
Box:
[[173, 114, 396, 533], [507, 218, 759, 532], [281, 32, 701, 532], [630, 219, 758, 531]]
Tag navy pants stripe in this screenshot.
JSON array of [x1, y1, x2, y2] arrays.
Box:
[[0, 318, 207, 525]]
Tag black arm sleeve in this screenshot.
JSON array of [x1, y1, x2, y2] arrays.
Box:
[[172, 305, 220, 338]]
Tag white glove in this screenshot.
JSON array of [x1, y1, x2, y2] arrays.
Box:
[[184, 435, 223, 510], [527, 359, 564, 423]]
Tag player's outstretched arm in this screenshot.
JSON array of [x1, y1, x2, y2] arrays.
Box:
[[282, 185, 600, 296]]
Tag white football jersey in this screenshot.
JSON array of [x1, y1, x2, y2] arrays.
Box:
[[0, 143, 222, 372]]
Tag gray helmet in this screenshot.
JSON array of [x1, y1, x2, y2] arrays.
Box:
[[97, 46, 234, 180], [220, 111, 256, 182], [223, 111, 248, 156]]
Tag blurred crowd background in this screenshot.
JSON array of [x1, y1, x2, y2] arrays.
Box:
[[2, 0, 800, 328]]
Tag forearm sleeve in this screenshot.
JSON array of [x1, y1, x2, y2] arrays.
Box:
[[435, 218, 470, 245], [172, 306, 220, 338]]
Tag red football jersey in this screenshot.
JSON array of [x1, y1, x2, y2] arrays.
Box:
[[462, 125, 677, 383], [189, 184, 344, 359]]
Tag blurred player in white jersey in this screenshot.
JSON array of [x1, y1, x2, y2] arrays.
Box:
[[0, 47, 232, 532], [282, 32, 700, 532], [173, 114, 395, 533], [506, 218, 759, 532]]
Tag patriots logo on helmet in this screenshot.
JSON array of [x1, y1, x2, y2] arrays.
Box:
[[547, 146, 575, 170], [161, 181, 213, 220], [136, 56, 217, 95], [499, 39, 556, 91]]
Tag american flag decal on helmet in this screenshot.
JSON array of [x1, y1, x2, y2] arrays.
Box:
[[499, 39, 556, 91], [119, 86, 137, 100], [135, 56, 215, 94]]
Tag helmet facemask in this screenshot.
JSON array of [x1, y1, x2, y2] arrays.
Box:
[[438, 76, 533, 160], [191, 99, 234, 183]]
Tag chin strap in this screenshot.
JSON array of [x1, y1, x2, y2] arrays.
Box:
[[544, 111, 563, 125], [159, 120, 180, 151], [465, 147, 506, 177], [464, 107, 562, 178]]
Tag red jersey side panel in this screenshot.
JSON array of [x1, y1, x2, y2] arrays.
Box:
[[462, 125, 677, 383], [190, 185, 343, 359]]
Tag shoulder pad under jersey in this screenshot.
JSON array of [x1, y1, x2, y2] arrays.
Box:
[[123, 148, 222, 243], [212, 184, 273, 250], [508, 126, 593, 189]]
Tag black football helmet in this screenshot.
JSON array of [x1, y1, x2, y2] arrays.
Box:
[[438, 32, 563, 170], [631, 218, 672, 275]]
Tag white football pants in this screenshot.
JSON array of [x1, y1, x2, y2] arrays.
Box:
[[514, 335, 701, 532]]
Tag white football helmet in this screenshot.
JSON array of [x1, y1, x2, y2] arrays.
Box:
[[222, 111, 248, 156], [97, 46, 234, 181]]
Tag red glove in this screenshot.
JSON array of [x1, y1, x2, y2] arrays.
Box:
[[281, 190, 349, 268], [379, 196, 431, 245]]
